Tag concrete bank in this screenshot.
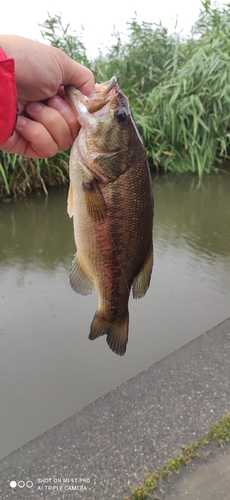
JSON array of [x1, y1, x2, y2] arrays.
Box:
[[0, 318, 230, 499]]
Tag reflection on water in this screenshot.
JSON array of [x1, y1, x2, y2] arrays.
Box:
[[0, 190, 73, 268], [0, 173, 230, 458], [153, 173, 230, 258]]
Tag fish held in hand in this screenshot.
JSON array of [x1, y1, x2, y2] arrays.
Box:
[[66, 76, 154, 356]]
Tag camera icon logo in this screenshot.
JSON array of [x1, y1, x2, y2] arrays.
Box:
[[10, 480, 33, 488]]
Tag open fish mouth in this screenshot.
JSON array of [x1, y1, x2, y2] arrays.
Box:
[[90, 75, 117, 97], [86, 76, 118, 113], [65, 76, 119, 114]]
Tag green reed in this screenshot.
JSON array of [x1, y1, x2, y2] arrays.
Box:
[[0, 151, 69, 201], [92, 1, 230, 175]]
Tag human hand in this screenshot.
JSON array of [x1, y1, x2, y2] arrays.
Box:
[[0, 35, 95, 157]]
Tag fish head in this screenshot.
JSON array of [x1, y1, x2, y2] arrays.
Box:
[[65, 76, 140, 182]]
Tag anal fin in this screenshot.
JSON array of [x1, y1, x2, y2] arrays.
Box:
[[69, 252, 95, 295], [132, 244, 154, 299]]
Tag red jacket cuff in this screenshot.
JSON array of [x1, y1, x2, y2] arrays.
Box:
[[0, 47, 17, 146]]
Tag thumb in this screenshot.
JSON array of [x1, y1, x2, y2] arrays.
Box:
[[57, 51, 95, 96]]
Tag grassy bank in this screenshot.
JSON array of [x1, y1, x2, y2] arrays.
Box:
[[1, 1, 230, 199], [0, 151, 69, 201], [125, 414, 230, 499]]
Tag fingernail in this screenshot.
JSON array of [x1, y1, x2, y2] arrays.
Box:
[[16, 116, 28, 127], [27, 102, 43, 113], [51, 96, 68, 112]]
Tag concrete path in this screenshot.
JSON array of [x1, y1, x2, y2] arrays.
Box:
[[0, 317, 230, 499], [159, 442, 230, 499]]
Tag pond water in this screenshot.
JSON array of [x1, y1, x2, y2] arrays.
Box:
[[0, 172, 230, 459]]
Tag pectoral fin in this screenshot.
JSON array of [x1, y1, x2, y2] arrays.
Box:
[[67, 182, 74, 218], [132, 244, 154, 299], [69, 252, 95, 295], [82, 180, 107, 222]]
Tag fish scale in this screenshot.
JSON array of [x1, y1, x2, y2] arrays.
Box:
[[66, 76, 154, 356]]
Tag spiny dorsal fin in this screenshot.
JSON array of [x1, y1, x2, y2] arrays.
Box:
[[82, 179, 107, 222], [69, 252, 95, 295], [132, 244, 154, 299]]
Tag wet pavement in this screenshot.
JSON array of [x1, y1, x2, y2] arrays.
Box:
[[0, 317, 229, 499]]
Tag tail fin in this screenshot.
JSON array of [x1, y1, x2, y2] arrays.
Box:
[[89, 312, 129, 356]]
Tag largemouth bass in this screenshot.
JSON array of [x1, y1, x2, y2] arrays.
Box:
[[66, 76, 153, 356]]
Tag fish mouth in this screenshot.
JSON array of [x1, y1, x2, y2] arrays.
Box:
[[65, 76, 119, 114], [91, 76, 117, 97], [86, 76, 118, 113]]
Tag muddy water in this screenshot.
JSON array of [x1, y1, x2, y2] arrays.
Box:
[[0, 172, 230, 458]]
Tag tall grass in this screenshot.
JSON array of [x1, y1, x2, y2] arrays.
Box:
[[92, 19, 187, 94], [1, 1, 230, 199], [0, 151, 69, 201], [92, 1, 230, 175], [140, 0, 230, 174], [39, 13, 90, 67]]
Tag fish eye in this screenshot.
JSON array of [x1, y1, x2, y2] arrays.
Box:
[[114, 107, 128, 123]]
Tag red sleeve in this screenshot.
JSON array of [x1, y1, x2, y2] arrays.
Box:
[[0, 48, 17, 146]]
